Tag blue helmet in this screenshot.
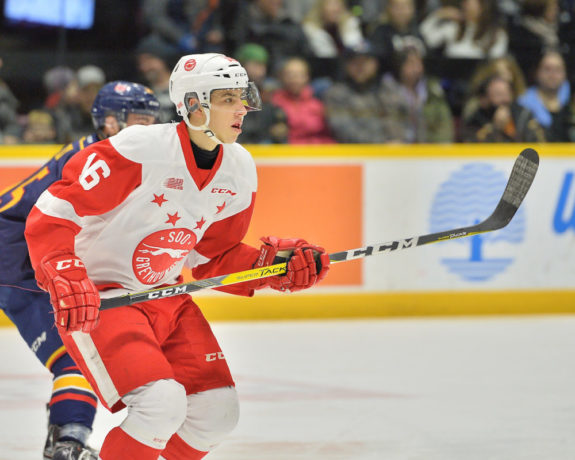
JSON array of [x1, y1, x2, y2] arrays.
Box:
[[91, 81, 160, 131]]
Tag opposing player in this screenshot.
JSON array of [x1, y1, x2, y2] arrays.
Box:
[[0, 81, 160, 460], [24, 53, 330, 459]]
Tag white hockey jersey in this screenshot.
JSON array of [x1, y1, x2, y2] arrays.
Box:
[[25, 122, 261, 298]]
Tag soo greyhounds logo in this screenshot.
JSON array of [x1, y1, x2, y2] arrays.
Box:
[[133, 229, 196, 284]]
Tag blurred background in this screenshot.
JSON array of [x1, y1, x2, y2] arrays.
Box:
[[0, 0, 574, 145]]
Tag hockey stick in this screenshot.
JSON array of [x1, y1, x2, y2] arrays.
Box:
[[100, 148, 539, 310]]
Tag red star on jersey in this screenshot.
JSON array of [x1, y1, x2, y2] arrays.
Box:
[[195, 217, 206, 230], [152, 193, 168, 207], [216, 202, 226, 214], [165, 212, 181, 226]]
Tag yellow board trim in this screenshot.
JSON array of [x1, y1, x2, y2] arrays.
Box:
[[0, 145, 63, 160], [1, 143, 574, 161], [246, 143, 575, 159], [1, 291, 573, 326], [198, 291, 575, 321]]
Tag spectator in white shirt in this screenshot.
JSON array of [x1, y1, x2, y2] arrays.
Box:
[[302, 0, 365, 58], [420, 0, 508, 59]]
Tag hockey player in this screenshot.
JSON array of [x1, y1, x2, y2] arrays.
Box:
[[0, 81, 160, 460], [24, 53, 330, 459]]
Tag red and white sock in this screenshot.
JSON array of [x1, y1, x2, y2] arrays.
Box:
[[99, 426, 163, 460], [161, 433, 208, 460]]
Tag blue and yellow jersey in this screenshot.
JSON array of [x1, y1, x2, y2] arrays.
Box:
[[0, 133, 100, 284]]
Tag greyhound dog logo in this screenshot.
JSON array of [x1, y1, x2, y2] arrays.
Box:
[[132, 229, 197, 285], [138, 244, 191, 258]]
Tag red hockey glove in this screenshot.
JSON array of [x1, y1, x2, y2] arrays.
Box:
[[255, 236, 330, 292], [37, 252, 100, 334]]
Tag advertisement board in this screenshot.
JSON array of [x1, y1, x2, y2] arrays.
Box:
[[0, 144, 573, 322]]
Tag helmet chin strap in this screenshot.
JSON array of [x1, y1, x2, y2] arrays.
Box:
[[183, 107, 224, 145]]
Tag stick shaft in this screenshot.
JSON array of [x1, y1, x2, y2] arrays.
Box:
[[99, 215, 508, 310], [101, 149, 538, 310], [99, 225, 481, 310]]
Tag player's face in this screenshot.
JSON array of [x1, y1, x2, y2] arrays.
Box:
[[208, 89, 248, 143], [103, 115, 121, 137]]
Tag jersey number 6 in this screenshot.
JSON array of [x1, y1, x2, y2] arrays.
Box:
[[80, 153, 111, 191]]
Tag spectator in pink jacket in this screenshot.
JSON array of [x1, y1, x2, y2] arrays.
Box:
[[271, 57, 335, 144]]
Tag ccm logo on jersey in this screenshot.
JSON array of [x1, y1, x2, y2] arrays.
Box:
[[205, 352, 226, 362], [211, 187, 236, 196], [55, 259, 85, 270]]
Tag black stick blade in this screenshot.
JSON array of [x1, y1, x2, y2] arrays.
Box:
[[480, 148, 539, 231], [501, 148, 539, 209]]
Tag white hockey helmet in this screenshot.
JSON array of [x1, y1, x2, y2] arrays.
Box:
[[169, 53, 262, 140]]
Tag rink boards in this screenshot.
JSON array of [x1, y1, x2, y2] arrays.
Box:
[[0, 143, 574, 323]]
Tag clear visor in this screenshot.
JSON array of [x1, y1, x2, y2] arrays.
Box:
[[240, 82, 263, 112], [101, 109, 158, 130], [129, 108, 160, 120], [103, 104, 159, 123], [129, 100, 160, 120], [185, 82, 263, 114]]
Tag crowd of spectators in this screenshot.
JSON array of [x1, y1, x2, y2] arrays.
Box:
[[1, 0, 575, 145]]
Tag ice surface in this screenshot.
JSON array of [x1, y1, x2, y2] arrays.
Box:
[[1, 316, 574, 459]]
